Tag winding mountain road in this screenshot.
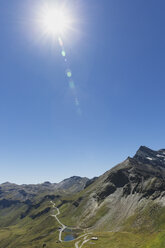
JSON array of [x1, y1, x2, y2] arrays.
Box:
[[51, 201, 66, 242], [50, 201, 91, 248]]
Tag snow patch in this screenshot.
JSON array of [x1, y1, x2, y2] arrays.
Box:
[[156, 154, 165, 158], [146, 157, 153, 161]]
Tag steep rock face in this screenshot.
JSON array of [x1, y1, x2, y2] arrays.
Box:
[[74, 146, 165, 230], [94, 147, 165, 203], [134, 146, 165, 167]]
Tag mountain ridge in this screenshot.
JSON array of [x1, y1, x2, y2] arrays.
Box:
[[1, 145, 165, 248]]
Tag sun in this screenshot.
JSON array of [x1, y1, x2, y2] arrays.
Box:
[[40, 4, 72, 36]]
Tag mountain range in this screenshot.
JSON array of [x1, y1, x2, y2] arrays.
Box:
[[1, 146, 165, 248]]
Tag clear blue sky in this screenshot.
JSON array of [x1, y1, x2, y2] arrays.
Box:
[[0, 0, 165, 184]]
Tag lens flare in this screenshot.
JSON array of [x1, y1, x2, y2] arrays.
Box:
[[37, 3, 81, 115], [61, 50, 66, 56], [69, 80, 75, 89], [66, 69, 72, 78], [58, 37, 63, 47]]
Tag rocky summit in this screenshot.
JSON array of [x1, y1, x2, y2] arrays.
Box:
[[134, 146, 165, 167]]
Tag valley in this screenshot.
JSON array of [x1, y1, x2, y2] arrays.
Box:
[[50, 200, 92, 248]]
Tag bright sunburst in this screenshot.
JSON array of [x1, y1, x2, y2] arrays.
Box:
[[40, 4, 72, 36]]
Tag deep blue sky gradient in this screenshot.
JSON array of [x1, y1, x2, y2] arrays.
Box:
[[0, 0, 165, 184]]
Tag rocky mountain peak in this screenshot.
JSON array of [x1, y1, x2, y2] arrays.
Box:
[[42, 181, 52, 186], [133, 146, 165, 167], [55, 176, 89, 192]]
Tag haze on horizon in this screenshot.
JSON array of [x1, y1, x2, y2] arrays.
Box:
[[0, 0, 165, 184]]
